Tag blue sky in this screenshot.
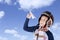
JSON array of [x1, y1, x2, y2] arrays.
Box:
[[0, 0, 60, 40]]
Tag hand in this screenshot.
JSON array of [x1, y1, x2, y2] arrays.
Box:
[[26, 13, 32, 19], [26, 11, 34, 19]]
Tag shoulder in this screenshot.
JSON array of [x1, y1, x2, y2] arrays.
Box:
[[46, 30, 53, 36], [46, 30, 54, 40]]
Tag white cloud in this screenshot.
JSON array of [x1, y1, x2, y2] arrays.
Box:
[[4, 29, 18, 35], [17, 0, 55, 10], [49, 22, 60, 40], [0, 0, 12, 5], [0, 0, 55, 10], [14, 2, 17, 5], [20, 35, 28, 40], [0, 0, 4, 3], [53, 33, 60, 40], [4, 29, 28, 40], [0, 11, 5, 19], [4, 0, 12, 5], [13, 33, 28, 40], [51, 22, 60, 30], [0, 36, 8, 40]]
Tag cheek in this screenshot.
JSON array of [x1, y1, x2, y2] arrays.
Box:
[[39, 21, 46, 26]]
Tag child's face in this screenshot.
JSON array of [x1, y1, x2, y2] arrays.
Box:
[[39, 16, 48, 27]]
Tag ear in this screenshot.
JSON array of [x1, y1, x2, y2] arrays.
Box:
[[47, 18, 52, 27]]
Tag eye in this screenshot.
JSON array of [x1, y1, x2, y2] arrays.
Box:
[[43, 19, 46, 21], [44, 19, 46, 21]]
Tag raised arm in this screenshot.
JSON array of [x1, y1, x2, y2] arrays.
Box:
[[23, 13, 38, 32], [23, 18, 38, 32]]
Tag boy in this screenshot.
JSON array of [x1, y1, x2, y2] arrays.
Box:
[[23, 11, 54, 40]]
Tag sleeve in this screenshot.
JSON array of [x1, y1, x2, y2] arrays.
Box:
[[23, 18, 38, 32], [46, 30, 54, 40]]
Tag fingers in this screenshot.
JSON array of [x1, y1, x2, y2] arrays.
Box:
[[26, 11, 36, 19], [26, 13, 32, 19]]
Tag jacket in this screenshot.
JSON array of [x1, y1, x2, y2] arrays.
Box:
[[23, 18, 54, 40]]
